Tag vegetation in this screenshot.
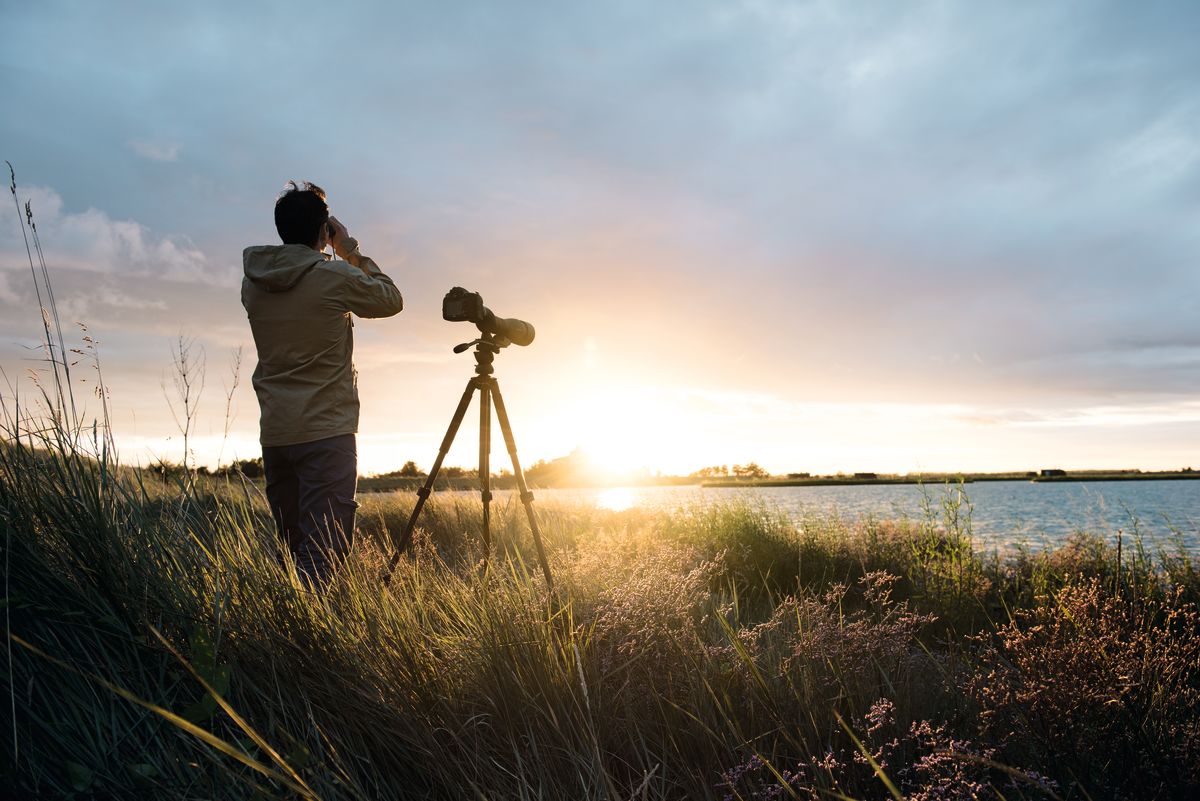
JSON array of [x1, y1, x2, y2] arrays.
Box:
[[3, 425, 1199, 799], [692, 464, 770, 479]]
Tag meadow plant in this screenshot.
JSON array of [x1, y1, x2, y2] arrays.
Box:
[[967, 579, 1200, 798], [717, 696, 1059, 801], [726, 572, 935, 704], [567, 525, 717, 682]]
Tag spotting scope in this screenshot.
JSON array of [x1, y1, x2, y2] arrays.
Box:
[[442, 287, 535, 347]]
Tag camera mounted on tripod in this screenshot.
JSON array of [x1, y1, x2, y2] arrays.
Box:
[[442, 287, 535, 349]]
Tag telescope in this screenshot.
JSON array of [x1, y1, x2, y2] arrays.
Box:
[[442, 287, 535, 347]]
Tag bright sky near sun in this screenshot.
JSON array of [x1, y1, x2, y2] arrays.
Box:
[[2, 1, 1199, 477]]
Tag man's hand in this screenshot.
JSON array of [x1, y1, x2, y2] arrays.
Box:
[[328, 216, 359, 260]]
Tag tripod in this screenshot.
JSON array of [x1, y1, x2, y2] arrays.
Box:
[[382, 332, 553, 589]]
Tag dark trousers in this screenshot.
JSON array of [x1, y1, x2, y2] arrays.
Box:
[[262, 433, 358, 584]]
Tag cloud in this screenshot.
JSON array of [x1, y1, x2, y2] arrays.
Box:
[[685, 387, 1200, 432], [128, 139, 181, 162], [56, 284, 168, 322], [0, 270, 19, 305], [0, 185, 214, 283], [1009, 401, 1200, 429]]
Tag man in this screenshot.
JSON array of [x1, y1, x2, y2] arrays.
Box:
[[242, 181, 403, 583]]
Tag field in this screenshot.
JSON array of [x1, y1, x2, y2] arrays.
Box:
[[3, 427, 1200, 800]]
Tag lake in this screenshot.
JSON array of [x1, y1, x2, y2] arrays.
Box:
[[483, 480, 1200, 555]]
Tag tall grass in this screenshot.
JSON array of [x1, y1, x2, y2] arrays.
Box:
[[4, 429, 1199, 799]]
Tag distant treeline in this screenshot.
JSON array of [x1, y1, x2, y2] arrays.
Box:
[[152, 454, 1200, 491]]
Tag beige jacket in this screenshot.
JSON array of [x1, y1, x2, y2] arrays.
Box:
[[241, 243, 403, 447]]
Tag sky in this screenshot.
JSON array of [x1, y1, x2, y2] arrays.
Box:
[[1, 0, 1199, 477]]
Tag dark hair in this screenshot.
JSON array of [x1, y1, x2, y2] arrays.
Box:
[[274, 181, 329, 246]]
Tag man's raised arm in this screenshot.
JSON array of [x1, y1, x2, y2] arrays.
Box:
[[329, 216, 403, 318]]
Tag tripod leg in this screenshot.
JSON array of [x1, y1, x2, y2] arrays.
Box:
[[479, 379, 492, 555], [491, 379, 554, 591], [382, 379, 476, 583]]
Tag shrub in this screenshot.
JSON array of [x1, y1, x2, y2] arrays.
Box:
[[967, 579, 1200, 799]]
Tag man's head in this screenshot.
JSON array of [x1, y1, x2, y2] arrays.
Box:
[[275, 181, 329, 249]]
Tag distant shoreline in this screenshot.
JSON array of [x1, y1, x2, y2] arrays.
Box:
[[1028, 472, 1200, 483], [701, 471, 1200, 488], [357, 470, 1199, 492]]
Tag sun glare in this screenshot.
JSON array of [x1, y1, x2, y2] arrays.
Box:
[[564, 385, 707, 477]]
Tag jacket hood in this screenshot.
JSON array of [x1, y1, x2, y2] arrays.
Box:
[[243, 244, 327, 292]]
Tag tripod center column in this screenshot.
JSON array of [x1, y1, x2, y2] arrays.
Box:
[[478, 378, 492, 551]]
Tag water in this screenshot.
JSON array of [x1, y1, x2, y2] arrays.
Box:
[[485, 480, 1200, 555]]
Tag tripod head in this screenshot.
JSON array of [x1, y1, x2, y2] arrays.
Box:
[[453, 331, 505, 376]]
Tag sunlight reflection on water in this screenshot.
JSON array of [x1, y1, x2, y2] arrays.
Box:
[[595, 487, 636, 511], [470, 480, 1200, 555]]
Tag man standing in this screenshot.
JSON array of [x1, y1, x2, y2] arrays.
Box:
[[242, 181, 403, 583]]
